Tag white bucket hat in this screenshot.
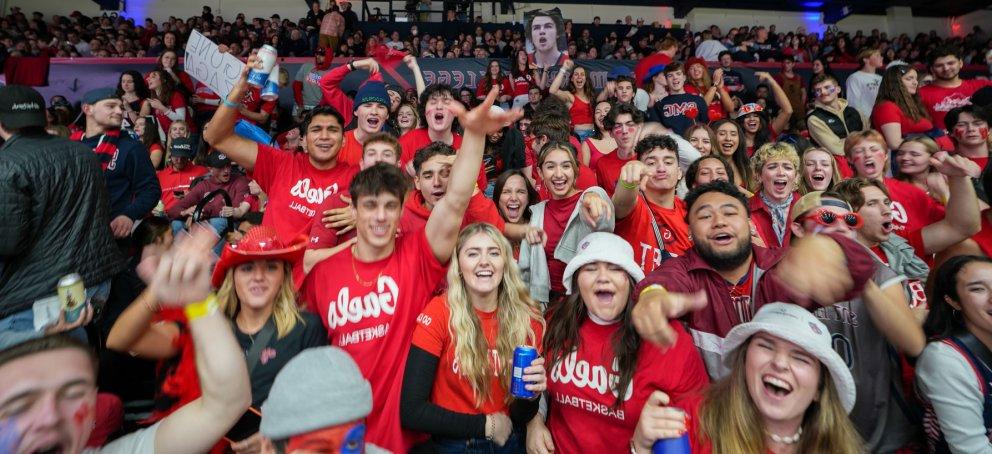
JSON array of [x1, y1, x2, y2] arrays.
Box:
[[722, 302, 856, 413], [562, 232, 644, 295]]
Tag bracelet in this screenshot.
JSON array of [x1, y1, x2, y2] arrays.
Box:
[[486, 415, 494, 440], [638, 284, 668, 301], [347, 62, 355, 71], [619, 180, 639, 190], [221, 99, 240, 109], [184, 294, 218, 321]]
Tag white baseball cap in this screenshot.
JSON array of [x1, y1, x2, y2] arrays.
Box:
[[562, 232, 644, 295], [722, 302, 856, 413]]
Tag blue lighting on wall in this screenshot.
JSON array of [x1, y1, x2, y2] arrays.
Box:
[[801, 1, 824, 8], [120, 0, 151, 22]]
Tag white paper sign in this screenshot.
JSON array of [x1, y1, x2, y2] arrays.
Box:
[[184, 30, 245, 98]]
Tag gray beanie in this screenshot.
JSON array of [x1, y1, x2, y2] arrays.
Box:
[[260, 346, 373, 440]]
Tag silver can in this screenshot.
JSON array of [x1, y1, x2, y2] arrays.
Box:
[[248, 45, 278, 87], [57, 273, 86, 323]]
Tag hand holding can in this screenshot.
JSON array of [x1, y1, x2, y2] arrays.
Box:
[[511, 345, 539, 399]]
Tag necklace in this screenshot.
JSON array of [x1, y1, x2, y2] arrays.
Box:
[[767, 427, 802, 445], [351, 246, 381, 287]]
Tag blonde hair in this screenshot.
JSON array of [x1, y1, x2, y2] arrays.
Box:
[[798, 147, 842, 195], [699, 341, 864, 454], [446, 223, 544, 407], [750, 142, 800, 193], [164, 120, 191, 163], [216, 263, 303, 339]]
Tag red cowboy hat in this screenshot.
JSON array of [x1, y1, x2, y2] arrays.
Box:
[[211, 225, 307, 288]]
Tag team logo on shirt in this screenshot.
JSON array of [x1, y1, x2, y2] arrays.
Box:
[[551, 351, 634, 401], [890, 201, 908, 229], [662, 102, 699, 118], [933, 93, 971, 113], [327, 275, 399, 329], [290, 178, 340, 205]]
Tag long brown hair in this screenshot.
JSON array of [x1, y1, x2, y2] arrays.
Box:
[[569, 66, 595, 101], [543, 272, 641, 409], [149, 69, 177, 104], [699, 340, 864, 454], [875, 65, 929, 122]]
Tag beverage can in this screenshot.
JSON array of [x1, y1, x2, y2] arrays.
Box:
[[260, 64, 280, 101], [511, 345, 538, 399], [57, 273, 86, 323], [248, 45, 278, 87], [652, 432, 691, 454]]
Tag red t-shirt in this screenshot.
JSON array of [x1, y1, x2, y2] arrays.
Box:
[[918, 79, 992, 130], [156, 165, 208, 212], [399, 190, 506, 236], [250, 144, 358, 244], [972, 211, 992, 258], [871, 101, 954, 151], [615, 197, 692, 272], [399, 129, 487, 189], [884, 177, 945, 246], [301, 229, 447, 453], [337, 130, 364, 167], [151, 91, 188, 134], [547, 319, 708, 454], [543, 192, 582, 294], [306, 191, 355, 250], [967, 156, 989, 172], [411, 295, 544, 415], [511, 74, 535, 98], [594, 151, 634, 196], [240, 85, 277, 125]]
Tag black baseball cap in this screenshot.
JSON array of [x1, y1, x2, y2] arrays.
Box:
[[169, 137, 196, 159], [0, 85, 47, 129], [205, 151, 232, 168]]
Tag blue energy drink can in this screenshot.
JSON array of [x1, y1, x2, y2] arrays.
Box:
[[511, 345, 538, 399], [652, 431, 691, 453]]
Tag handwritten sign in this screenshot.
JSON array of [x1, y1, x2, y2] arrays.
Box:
[[184, 30, 244, 98]]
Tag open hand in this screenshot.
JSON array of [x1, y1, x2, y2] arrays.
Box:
[[450, 86, 523, 135]]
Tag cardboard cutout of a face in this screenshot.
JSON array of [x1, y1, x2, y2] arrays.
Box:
[[525, 9, 568, 69]]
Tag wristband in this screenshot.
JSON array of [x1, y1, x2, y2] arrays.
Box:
[[347, 62, 355, 71], [638, 284, 667, 301], [184, 294, 218, 321], [619, 180, 639, 190], [222, 99, 240, 109]]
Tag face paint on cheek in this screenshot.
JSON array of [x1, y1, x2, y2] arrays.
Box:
[[981, 126, 989, 140], [340, 423, 365, 454], [0, 418, 23, 453], [955, 126, 968, 139], [73, 402, 91, 428]]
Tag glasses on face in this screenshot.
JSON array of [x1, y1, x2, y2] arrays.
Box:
[[804, 209, 863, 229]]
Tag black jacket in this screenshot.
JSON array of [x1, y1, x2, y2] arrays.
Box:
[[0, 133, 125, 317]]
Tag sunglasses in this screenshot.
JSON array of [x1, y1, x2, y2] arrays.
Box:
[[803, 209, 863, 229]]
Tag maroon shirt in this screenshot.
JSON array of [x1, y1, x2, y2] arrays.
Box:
[[166, 174, 250, 219], [635, 233, 876, 379], [749, 193, 799, 249]]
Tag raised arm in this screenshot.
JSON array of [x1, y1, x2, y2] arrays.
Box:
[[149, 227, 252, 453], [404, 55, 427, 96], [203, 54, 261, 171], [549, 60, 576, 105], [613, 160, 646, 220], [756, 71, 793, 133], [105, 289, 182, 360], [861, 279, 925, 356], [921, 153, 982, 254], [425, 87, 523, 262]]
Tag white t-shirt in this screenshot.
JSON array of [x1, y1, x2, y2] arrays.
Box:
[[84, 423, 158, 453], [845, 71, 883, 118], [695, 39, 728, 62]]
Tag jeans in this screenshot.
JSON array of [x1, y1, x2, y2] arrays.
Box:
[[0, 279, 111, 349], [434, 431, 523, 454], [575, 128, 595, 143], [172, 217, 229, 255]]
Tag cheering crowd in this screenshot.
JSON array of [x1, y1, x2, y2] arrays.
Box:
[[4, 2, 992, 454]]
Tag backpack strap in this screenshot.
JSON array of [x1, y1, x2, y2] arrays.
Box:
[[944, 336, 992, 430]]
